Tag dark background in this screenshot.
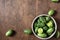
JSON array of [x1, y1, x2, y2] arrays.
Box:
[[0, 0, 60, 40]]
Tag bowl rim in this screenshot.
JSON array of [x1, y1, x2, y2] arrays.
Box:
[[31, 14, 57, 40]]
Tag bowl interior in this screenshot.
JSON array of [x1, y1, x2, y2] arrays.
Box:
[[32, 14, 57, 40]]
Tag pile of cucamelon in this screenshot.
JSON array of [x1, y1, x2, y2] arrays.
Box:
[[34, 16, 55, 38]]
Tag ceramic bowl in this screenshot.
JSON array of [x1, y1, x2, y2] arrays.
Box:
[[31, 14, 57, 40]]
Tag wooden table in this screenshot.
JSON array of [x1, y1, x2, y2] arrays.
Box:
[[0, 0, 60, 40]]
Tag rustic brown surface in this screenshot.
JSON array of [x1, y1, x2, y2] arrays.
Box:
[[0, 0, 60, 40]]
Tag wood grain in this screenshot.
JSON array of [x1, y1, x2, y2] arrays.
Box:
[[0, 0, 60, 40]]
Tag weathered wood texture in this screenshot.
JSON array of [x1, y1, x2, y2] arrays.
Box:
[[0, 0, 60, 40]]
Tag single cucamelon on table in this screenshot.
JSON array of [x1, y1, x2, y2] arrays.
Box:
[[48, 9, 55, 16], [55, 31, 60, 38], [6, 29, 14, 37], [51, 0, 59, 3], [24, 29, 32, 35]]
